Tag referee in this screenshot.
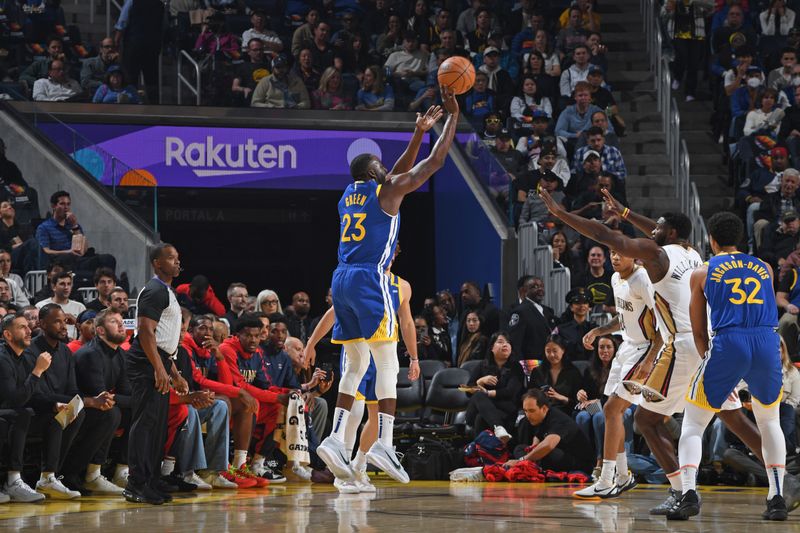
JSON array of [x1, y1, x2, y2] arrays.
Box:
[[123, 243, 188, 505]]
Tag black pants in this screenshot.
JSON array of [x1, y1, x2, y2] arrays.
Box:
[[29, 410, 85, 473], [61, 407, 122, 477], [122, 40, 161, 103], [671, 38, 705, 97], [0, 408, 32, 471], [539, 447, 585, 473], [127, 361, 170, 488], [465, 393, 516, 431]]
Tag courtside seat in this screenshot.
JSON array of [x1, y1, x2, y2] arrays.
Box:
[[417, 368, 470, 435], [459, 360, 481, 377], [396, 368, 424, 424]]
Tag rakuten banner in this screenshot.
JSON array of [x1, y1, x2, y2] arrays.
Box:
[[37, 123, 430, 190]]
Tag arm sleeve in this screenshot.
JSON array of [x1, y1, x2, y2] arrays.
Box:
[[203, 286, 226, 316], [221, 346, 279, 403], [115, 0, 133, 31], [114, 359, 132, 409], [494, 369, 523, 402], [0, 357, 40, 407], [137, 284, 168, 321], [191, 356, 241, 398]]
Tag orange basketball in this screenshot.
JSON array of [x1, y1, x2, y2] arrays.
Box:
[[437, 56, 476, 95]]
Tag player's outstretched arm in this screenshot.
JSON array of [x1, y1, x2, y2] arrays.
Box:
[[304, 306, 336, 369], [380, 87, 459, 215], [601, 189, 658, 236], [390, 105, 444, 175], [539, 189, 662, 262], [397, 278, 420, 380], [689, 266, 710, 357]]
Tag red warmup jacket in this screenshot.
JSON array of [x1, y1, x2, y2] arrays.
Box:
[[175, 283, 226, 316], [219, 336, 285, 431], [181, 333, 242, 400]]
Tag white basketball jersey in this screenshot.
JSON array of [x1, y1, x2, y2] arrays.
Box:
[[612, 266, 657, 346], [651, 244, 703, 342]]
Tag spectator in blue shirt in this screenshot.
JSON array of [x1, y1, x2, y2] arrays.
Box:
[[35, 190, 116, 274], [92, 66, 140, 104], [464, 71, 495, 129], [556, 81, 602, 153], [261, 314, 301, 389], [573, 126, 627, 179], [355, 65, 395, 111]]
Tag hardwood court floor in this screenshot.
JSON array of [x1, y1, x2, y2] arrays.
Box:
[[0, 479, 798, 532]]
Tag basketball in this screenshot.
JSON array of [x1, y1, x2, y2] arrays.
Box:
[[437, 56, 476, 95]]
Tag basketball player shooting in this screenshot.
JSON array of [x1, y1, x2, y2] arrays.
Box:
[[317, 87, 459, 484]]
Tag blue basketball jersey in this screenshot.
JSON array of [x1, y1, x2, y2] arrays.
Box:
[[337, 180, 399, 270], [704, 252, 778, 331]]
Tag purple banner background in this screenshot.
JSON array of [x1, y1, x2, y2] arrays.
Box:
[[37, 123, 430, 191]]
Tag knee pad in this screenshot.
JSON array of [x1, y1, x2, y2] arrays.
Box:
[[339, 342, 371, 397], [370, 341, 399, 400]]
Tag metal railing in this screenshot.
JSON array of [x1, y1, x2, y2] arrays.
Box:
[[517, 222, 571, 317], [177, 50, 202, 105], [641, 0, 709, 254]]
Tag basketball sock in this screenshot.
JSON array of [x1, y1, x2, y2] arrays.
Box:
[[680, 465, 698, 494], [377, 412, 395, 447], [666, 471, 682, 491], [252, 455, 265, 473], [85, 464, 101, 482], [353, 450, 367, 472], [678, 403, 714, 493], [233, 450, 248, 469], [752, 400, 787, 499], [331, 407, 351, 442], [598, 459, 616, 488], [40, 471, 54, 481], [344, 400, 365, 454], [161, 457, 175, 477], [7, 471, 20, 484], [615, 452, 629, 484]]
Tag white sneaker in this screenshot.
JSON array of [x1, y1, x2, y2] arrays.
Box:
[[4, 478, 44, 502], [183, 472, 211, 491], [292, 463, 313, 481], [334, 477, 360, 494], [353, 470, 376, 493], [204, 473, 237, 489], [36, 475, 80, 500], [574, 481, 618, 499], [493, 425, 511, 441], [112, 467, 128, 488], [84, 474, 124, 494], [317, 436, 354, 481], [366, 440, 409, 484], [671, 80, 680, 90]]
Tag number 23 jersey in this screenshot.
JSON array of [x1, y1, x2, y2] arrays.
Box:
[[704, 252, 777, 331], [337, 180, 399, 270]]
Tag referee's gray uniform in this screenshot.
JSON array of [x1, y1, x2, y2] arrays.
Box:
[[125, 276, 181, 490]]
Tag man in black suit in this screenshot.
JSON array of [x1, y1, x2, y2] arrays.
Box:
[[507, 277, 552, 360]]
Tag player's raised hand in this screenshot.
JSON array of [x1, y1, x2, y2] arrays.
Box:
[[416, 105, 444, 131], [538, 188, 563, 216], [440, 85, 459, 115], [601, 188, 624, 215]]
